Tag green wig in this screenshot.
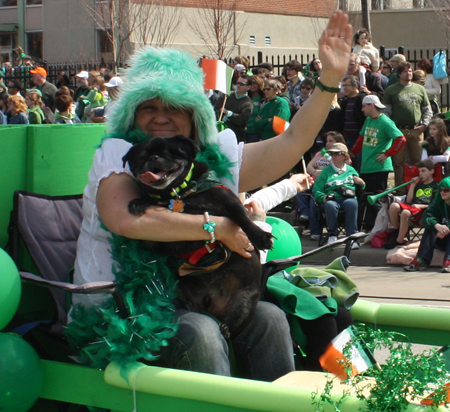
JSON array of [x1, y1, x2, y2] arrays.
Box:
[[107, 46, 218, 147], [435, 176, 450, 203]]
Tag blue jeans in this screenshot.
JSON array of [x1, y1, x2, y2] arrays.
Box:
[[323, 198, 358, 236], [157, 301, 295, 381], [417, 228, 450, 264], [297, 190, 322, 236]]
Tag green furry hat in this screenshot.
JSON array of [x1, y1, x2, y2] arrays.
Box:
[[107, 46, 218, 147]]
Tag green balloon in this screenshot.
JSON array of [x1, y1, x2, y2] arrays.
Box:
[[0, 333, 44, 412], [266, 217, 302, 271], [0, 248, 21, 331]]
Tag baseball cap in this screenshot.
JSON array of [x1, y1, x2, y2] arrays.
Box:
[[328, 143, 348, 153], [30, 67, 47, 76], [75, 71, 89, 79], [362, 94, 386, 109], [105, 76, 123, 88], [23, 55, 31, 60], [389, 54, 406, 63], [235, 64, 246, 72]]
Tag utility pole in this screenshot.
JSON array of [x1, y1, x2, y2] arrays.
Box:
[[361, 0, 371, 32]]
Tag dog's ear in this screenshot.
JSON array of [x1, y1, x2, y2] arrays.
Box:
[[172, 135, 199, 159], [122, 147, 134, 168]]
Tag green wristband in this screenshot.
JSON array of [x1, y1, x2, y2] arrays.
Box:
[[316, 78, 340, 93]]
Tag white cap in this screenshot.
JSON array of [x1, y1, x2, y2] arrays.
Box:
[[235, 64, 246, 72], [105, 76, 123, 88], [75, 71, 89, 79], [362, 94, 386, 109]]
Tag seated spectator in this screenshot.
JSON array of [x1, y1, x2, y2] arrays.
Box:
[[352, 28, 379, 71], [25, 90, 45, 124], [421, 117, 450, 164], [255, 62, 274, 77], [246, 75, 265, 143], [7, 95, 29, 124], [313, 143, 365, 248], [418, 57, 448, 114], [254, 79, 290, 140], [304, 58, 322, 80], [256, 67, 271, 81], [285, 60, 304, 114], [298, 131, 347, 240], [273, 76, 290, 103], [404, 176, 450, 273], [215, 74, 253, 143], [54, 95, 81, 124], [294, 78, 315, 108], [386, 159, 438, 249]]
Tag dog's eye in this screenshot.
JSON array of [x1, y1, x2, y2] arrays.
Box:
[[203, 295, 212, 309]]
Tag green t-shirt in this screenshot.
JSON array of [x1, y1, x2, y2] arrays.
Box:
[[359, 113, 403, 174], [382, 82, 430, 129]]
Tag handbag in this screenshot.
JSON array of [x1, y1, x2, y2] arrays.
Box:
[[433, 51, 448, 80], [337, 186, 356, 198]]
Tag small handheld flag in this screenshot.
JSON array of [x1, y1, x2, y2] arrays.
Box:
[[272, 116, 290, 135], [201, 59, 233, 95]]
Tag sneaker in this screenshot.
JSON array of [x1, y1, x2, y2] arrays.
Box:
[[310, 234, 321, 241], [404, 258, 428, 272], [351, 241, 360, 250], [299, 215, 309, 222], [384, 238, 405, 250], [442, 259, 450, 273], [327, 235, 338, 245]]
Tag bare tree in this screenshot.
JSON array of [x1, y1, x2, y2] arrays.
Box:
[[427, 0, 450, 47], [81, 0, 149, 64], [130, 1, 182, 47], [188, 0, 246, 60]]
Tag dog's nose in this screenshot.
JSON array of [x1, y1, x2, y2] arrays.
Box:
[[149, 155, 160, 162]]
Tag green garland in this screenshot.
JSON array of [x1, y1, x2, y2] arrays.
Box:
[[311, 325, 450, 412], [66, 134, 236, 370]]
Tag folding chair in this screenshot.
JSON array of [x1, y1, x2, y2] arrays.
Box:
[[7, 191, 126, 359]]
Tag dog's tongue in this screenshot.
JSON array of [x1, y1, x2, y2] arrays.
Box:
[[140, 171, 166, 185]]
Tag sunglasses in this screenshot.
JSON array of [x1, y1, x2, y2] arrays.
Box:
[[440, 188, 450, 193], [301, 87, 312, 90], [237, 82, 249, 86], [263, 88, 273, 91], [330, 152, 344, 156], [383, 66, 390, 69]]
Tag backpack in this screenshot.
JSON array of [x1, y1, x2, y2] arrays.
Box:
[[433, 51, 448, 80]]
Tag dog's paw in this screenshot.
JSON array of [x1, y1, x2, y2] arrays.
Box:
[[251, 231, 274, 251], [128, 198, 149, 215]]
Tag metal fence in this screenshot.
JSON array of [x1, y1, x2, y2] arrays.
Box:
[[3, 48, 450, 108]]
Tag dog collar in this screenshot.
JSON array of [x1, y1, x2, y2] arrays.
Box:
[[147, 164, 195, 200]]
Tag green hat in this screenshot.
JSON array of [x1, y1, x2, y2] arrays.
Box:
[[107, 47, 218, 147], [0, 71, 4, 78]]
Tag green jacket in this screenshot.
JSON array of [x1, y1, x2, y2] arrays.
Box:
[[422, 198, 450, 230], [254, 96, 290, 140]]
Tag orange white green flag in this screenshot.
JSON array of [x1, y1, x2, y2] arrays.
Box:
[[272, 116, 290, 135], [201, 59, 233, 95], [319, 326, 376, 380]]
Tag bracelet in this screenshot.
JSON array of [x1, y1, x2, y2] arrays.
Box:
[[316, 78, 340, 93], [203, 212, 216, 243]]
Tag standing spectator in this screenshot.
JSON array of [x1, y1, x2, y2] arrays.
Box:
[[83, 76, 109, 121], [381, 61, 393, 82], [375, 59, 389, 90], [339, 75, 367, 152], [285, 60, 304, 111], [246, 75, 265, 143], [417, 57, 448, 114], [54, 95, 81, 124], [0, 70, 7, 93], [306, 58, 322, 80], [216, 74, 253, 143], [91, 76, 123, 123], [30, 67, 58, 112], [387, 54, 406, 86], [352, 28, 379, 71], [73, 71, 91, 121], [0, 91, 6, 124], [56, 71, 71, 89], [294, 78, 315, 108], [7, 95, 29, 124], [254, 79, 290, 140], [88, 70, 101, 87], [382, 61, 433, 194], [25, 90, 45, 124], [342, 53, 383, 98], [412, 70, 426, 86], [6, 79, 24, 97]]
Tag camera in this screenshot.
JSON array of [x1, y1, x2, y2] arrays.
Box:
[[325, 194, 336, 201]]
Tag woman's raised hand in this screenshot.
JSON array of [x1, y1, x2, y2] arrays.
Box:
[[318, 11, 353, 86]]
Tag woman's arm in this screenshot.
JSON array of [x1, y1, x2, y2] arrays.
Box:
[[96, 172, 254, 258], [239, 11, 352, 192]]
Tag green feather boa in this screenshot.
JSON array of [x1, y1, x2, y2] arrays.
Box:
[[66, 133, 236, 370]]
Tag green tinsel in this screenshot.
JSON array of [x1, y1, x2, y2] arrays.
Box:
[[311, 325, 450, 412]]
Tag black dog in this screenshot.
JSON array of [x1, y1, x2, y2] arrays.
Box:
[[122, 135, 273, 338]]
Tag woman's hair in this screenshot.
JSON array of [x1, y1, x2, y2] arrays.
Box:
[[417, 57, 433, 74], [92, 76, 107, 91], [26, 90, 44, 108], [7, 78, 23, 94], [273, 76, 288, 94], [264, 79, 281, 92], [323, 131, 345, 145], [89, 70, 100, 79], [54, 94, 73, 112], [353, 28, 371, 45], [234, 55, 249, 69], [427, 117, 450, 154], [9, 95, 28, 114], [412, 70, 426, 86], [382, 61, 393, 72], [56, 85, 74, 98], [309, 58, 321, 73]]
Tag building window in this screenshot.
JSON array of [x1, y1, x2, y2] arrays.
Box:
[[27, 0, 42, 4], [372, 0, 391, 10], [249, 35, 255, 46], [97, 29, 113, 60], [26, 32, 42, 60], [0, 0, 17, 6], [264, 36, 271, 47], [338, 0, 348, 11]]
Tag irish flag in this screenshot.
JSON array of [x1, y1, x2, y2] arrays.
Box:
[[319, 326, 376, 380], [201, 59, 233, 95], [272, 116, 290, 135]]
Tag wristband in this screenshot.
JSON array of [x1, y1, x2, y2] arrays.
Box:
[[316, 78, 340, 93], [203, 212, 216, 243]]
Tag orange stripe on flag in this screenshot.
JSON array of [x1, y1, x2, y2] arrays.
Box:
[[272, 116, 289, 135], [319, 344, 358, 380]]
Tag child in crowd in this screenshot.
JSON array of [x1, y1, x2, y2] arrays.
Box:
[[421, 117, 450, 164], [54, 95, 81, 124], [404, 176, 450, 273], [385, 159, 438, 249], [83, 75, 109, 120]]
